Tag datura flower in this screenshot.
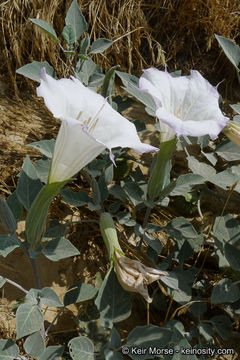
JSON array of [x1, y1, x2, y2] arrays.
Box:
[[114, 251, 168, 303], [139, 68, 229, 141], [100, 212, 168, 303], [37, 68, 158, 183]]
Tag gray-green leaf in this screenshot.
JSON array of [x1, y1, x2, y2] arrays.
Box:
[[65, 0, 87, 42], [212, 278, 240, 304], [95, 269, 131, 328], [90, 38, 113, 54], [68, 336, 94, 360], [29, 19, 59, 43], [42, 237, 80, 261], [16, 304, 43, 339], [0, 339, 19, 359], [16, 61, 55, 82], [23, 331, 45, 358]]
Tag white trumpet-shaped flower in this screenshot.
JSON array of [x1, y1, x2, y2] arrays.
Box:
[[37, 68, 158, 183], [114, 251, 168, 303], [139, 68, 229, 141]]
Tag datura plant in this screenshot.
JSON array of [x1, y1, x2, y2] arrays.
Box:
[[26, 69, 158, 247], [99, 212, 168, 303], [138, 68, 230, 201]]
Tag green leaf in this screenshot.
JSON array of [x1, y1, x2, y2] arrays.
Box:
[[0, 276, 6, 288], [35, 158, 51, 184], [0, 339, 19, 359], [215, 34, 240, 70], [29, 18, 59, 43], [28, 139, 55, 158], [64, 282, 98, 306], [68, 336, 94, 360], [109, 184, 127, 202], [116, 71, 156, 116], [44, 220, 67, 239], [42, 237, 80, 261], [38, 346, 64, 360], [16, 156, 43, 211], [79, 35, 90, 55], [126, 325, 171, 360], [187, 155, 216, 178], [231, 104, 240, 114], [213, 214, 240, 247], [40, 287, 63, 307], [215, 139, 240, 161], [65, 0, 88, 42], [7, 191, 23, 222], [16, 61, 55, 82], [95, 269, 131, 328], [101, 65, 118, 101], [61, 188, 90, 206], [123, 181, 144, 206], [165, 217, 198, 239], [29, 18, 59, 44], [23, 331, 45, 358], [211, 278, 240, 304], [225, 242, 240, 270], [62, 24, 75, 45], [210, 315, 232, 340], [90, 38, 113, 54], [16, 304, 43, 339], [0, 235, 19, 257], [170, 173, 205, 196]]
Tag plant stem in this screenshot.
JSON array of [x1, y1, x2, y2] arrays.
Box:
[[138, 206, 152, 250], [45, 307, 65, 337], [30, 259, 41, 290], [4, 277, 28, 294], [30, 258, 45, 339]]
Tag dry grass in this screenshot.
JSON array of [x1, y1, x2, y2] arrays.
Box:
[[0, 0, 239, 96]]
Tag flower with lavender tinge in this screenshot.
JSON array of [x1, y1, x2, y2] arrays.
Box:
[[37, 68, 158, 184], [114, 250, 168, 303], [139, 68, 229, 141]]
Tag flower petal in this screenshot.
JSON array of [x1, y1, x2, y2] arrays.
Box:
[[139, 68, 229, 140], [49, 120, 105, 183]]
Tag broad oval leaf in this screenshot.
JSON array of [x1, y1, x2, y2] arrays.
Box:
[[215, 34, 240, 70], [42, 237, 80, 261], [225, 242, 240, 270], [28, 139, 55, 159], [95, 269, 131, 328], [16, 61, 55, 82], [40, 287, 63, 307], [0, 339, 19, 359], [212, 278, 240, 304], [126, 325, 172, 360], [0, 235, 19, 257], [64, 282, 98, 306], [16, 304, 43, 339], [68, 336, 94, 360], [16, 156, 43, 211], [23, 331, 45, 357], [38, 345, 65, 360]]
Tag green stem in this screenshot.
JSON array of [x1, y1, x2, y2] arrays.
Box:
[[26, 180, 68, 248], [147, 137, 177, 201]]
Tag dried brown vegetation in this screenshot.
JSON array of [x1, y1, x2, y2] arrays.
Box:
[[0, 0, 239, 96]]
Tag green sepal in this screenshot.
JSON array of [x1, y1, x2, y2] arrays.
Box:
[[99, 212, 123, 262], [26, 180, 68, 248], [147, 137, 177, 201]]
